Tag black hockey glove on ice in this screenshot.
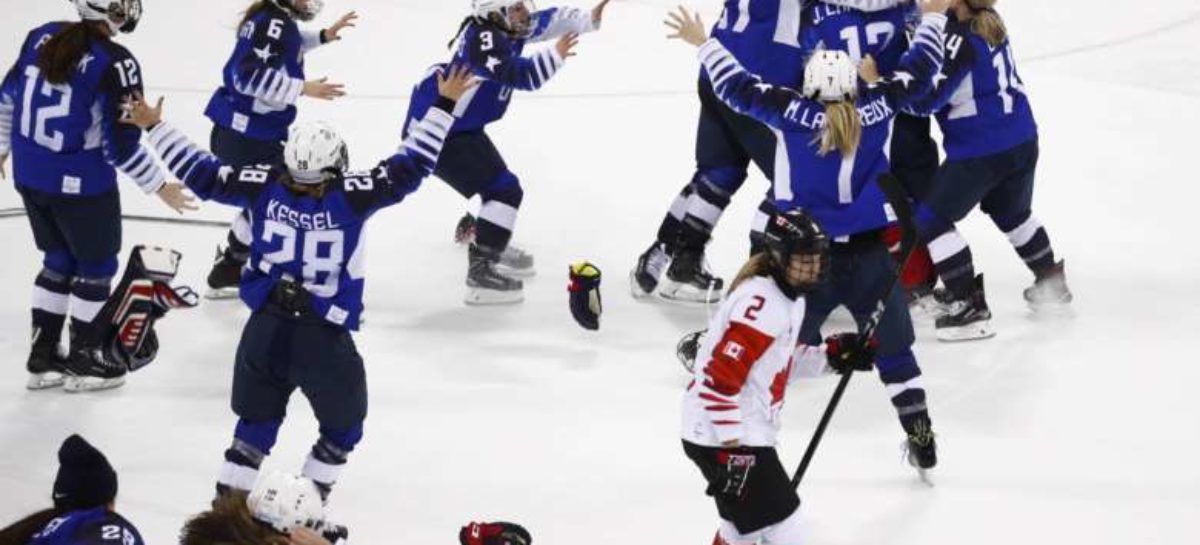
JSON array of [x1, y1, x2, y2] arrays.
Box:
[[711, 448, 757, 500], [825, 333, 877, 374]]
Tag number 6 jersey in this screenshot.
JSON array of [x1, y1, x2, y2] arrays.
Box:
[[0, 23, 165, 196], [682, 276, 830, 448], [144, 99, 458, 331]]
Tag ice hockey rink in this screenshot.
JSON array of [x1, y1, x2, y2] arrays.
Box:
[[2, 0, 1199, 543]]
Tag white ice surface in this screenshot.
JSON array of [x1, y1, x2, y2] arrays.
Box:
[[2, 1, 1199, 543]]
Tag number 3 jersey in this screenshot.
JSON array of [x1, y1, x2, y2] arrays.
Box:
[[26, 507, 145, 545], [0, 22, 165, 196], [404, 6, 597, 135], [682, 276, 829, 448], [146, 100, 458, 331]]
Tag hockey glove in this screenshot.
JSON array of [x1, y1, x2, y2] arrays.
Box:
[[711, 448, 757, 501], [676, 329, 706, 373], [824, 333, 878, 374], [459, 521, 532, 545], [100, 245, 199, 372], [568, 262, 602, 331]]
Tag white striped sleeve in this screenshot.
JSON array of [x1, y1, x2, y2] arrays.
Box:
[[822, 0, 906, 12], [398, 106, 454, 172], [147, 122, 212, 183], [113, 143, 166, 193], [235, 67, 304, 107], [0, 93, 12, 156]]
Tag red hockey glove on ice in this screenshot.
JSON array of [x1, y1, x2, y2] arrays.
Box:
[[459, 521, 532, 545]]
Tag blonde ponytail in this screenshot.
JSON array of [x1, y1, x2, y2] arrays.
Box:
[[816, 101, 862, 157], [965, 0, 1007, 48], [729, 254, 773, 293]]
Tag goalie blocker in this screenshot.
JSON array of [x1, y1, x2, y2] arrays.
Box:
[[62, 245, 198, 392]]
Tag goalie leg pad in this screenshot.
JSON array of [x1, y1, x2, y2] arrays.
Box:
[[100, 246, 198, 372]]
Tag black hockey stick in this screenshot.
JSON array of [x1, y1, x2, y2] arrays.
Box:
[[790, 173, 919, 489]]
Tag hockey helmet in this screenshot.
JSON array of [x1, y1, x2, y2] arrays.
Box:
[[284, 122, 349, 185], [472, 0, 537, 37], [247, 472, 326, 534], [271, 0, 325, 22], [762, 210, 830, 292], [802, 50, 858, 102], [72, 0, 142, 34]]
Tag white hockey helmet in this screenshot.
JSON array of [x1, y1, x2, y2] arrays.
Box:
[[802, 50, 858, 103], [471, 0, 537, 36], [284, 121, 349, 185], [246, 472, 325, 534], [270, 0, 325, 22], [72, 0, 142, 34]]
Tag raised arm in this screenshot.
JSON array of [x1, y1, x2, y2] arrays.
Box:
[[98, 53, 166, 195], [862, 9, 948, 109], [902, 24, 975, 116], [527, 0, 609, 42]]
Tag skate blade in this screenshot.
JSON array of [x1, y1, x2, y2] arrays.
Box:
[[26, 372, 66, 390], [656, 281, 722, 305], [496, 263, 537, 279], [936, 322, 997, 342], [63, 376, 126, 393], [204, 287, 240, 300], [1026, 295, 1074, 312], [916, 468, 935, 487], [464, 288, 524, 306]]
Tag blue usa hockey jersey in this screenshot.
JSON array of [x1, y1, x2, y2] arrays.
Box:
[[909, 14, 1037, 160], [0, 22, 164, 196], [27, 507, 144, 545], [148, 100, 458, 330], [205, 4, 326, 141], [801, 1, 912, 72], [404, 6, 597, 135], [699, 12, 947, 237]]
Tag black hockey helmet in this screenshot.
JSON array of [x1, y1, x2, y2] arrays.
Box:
[[762, 209, 830, 293]]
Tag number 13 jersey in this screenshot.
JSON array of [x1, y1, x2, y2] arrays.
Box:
[[682, 276, 829, 448]]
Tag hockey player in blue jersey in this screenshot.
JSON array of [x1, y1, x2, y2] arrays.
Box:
[[907, 0, 1072, 341], [0, 435, 144, 545], [122, 66, 476, 500], [631, 0, 909, 304], [0, 0, 196, 392], [203, 0, 358, 299], [668, 0, 949, 474], [403, 0, 612, 305]]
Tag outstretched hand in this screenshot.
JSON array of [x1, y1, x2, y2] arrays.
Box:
[[323, 11, 358, 42], [120, 93, 164, 130], [556, 32, 580, 59], [302, 77, 346, 100], [157, 183, 198, 214], [665, 6, 706, 47], [592, 0, 613, 27], [436, 64, 480, 102]]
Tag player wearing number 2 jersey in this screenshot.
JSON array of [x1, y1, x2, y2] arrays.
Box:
[[0, 0, 194, 393], [907, 0, 1071, 342], [122, 67, 474, 502]]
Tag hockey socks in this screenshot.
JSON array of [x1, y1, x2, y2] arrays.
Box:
[[303, 428, 362, 501]]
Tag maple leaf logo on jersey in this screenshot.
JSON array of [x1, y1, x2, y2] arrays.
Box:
[[770, 359, 793, 406], [721, 341, 745, 360]]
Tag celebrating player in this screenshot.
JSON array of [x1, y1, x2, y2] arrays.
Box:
[[121, 66, 476, 501], [631, 0, 909, 304], [668, 0, 950, 475], [0, 435, 145, 545], [203, 0, 357, 299], [181, 472, 347, 545], [680, 210, 877, 545], [908, 0, 1072, 341], [402, 0, 612, 305], [0, 0, 195, 392]]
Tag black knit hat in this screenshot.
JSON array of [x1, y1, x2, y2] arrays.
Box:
[[52, 435, 118, 510]]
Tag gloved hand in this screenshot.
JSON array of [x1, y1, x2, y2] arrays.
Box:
[[824, 333, 878, 374], [459, 521, 532, 545]]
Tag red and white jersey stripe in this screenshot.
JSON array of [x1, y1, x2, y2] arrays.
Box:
[[681, 276, 830, 447]]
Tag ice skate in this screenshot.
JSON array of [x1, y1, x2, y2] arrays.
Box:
[[658, 249, 723, 304], [497, 244, 536, 278], [26, 332, 66, 390], [904, 416, 937, 485], [62, 347, 127, 393], [908, 285, 951, 320], [205, 246, 243, 300], [935, 275, 996, 342], [1025, 260, 1073, 310], [630, 242, 671, 298], [465, 244, 524, 305]]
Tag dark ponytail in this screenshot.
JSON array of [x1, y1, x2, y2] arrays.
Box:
[[0, 509, 64, 545], [36, 22, 107, 84], [447, 17, 474, 49]]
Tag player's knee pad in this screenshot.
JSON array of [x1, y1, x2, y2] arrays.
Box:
[[695, 166, 748, 195], [877, 349, 920, 380], [480, 172, 523, 207], [76, 256, 119, 279], [915, 204, 953, 243], [235, 418, 284, 455], [42, 250, 77, 277], [762, 506, 805, 545]]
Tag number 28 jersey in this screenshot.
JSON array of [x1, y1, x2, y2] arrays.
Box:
[[0, 22, 164, 196], [146, 101, 457, 330], [27, 507, 144, 545], [682, 276, 829, 448]]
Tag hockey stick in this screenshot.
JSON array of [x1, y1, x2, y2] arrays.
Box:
[[0, 207, 231, 228], [790, 173, 918, 489]]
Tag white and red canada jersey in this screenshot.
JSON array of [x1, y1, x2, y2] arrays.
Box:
[[681, 276, 830, 448]]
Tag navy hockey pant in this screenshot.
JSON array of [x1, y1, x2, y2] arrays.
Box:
[[19, 185, 121, 347], [210, 125, 285, 260], [797, 236, 931, 433], [890, 113, 940, 202], [657, 77, 777, 253], [434, 130, 523, 252], [917, 138, 1056, 295]]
